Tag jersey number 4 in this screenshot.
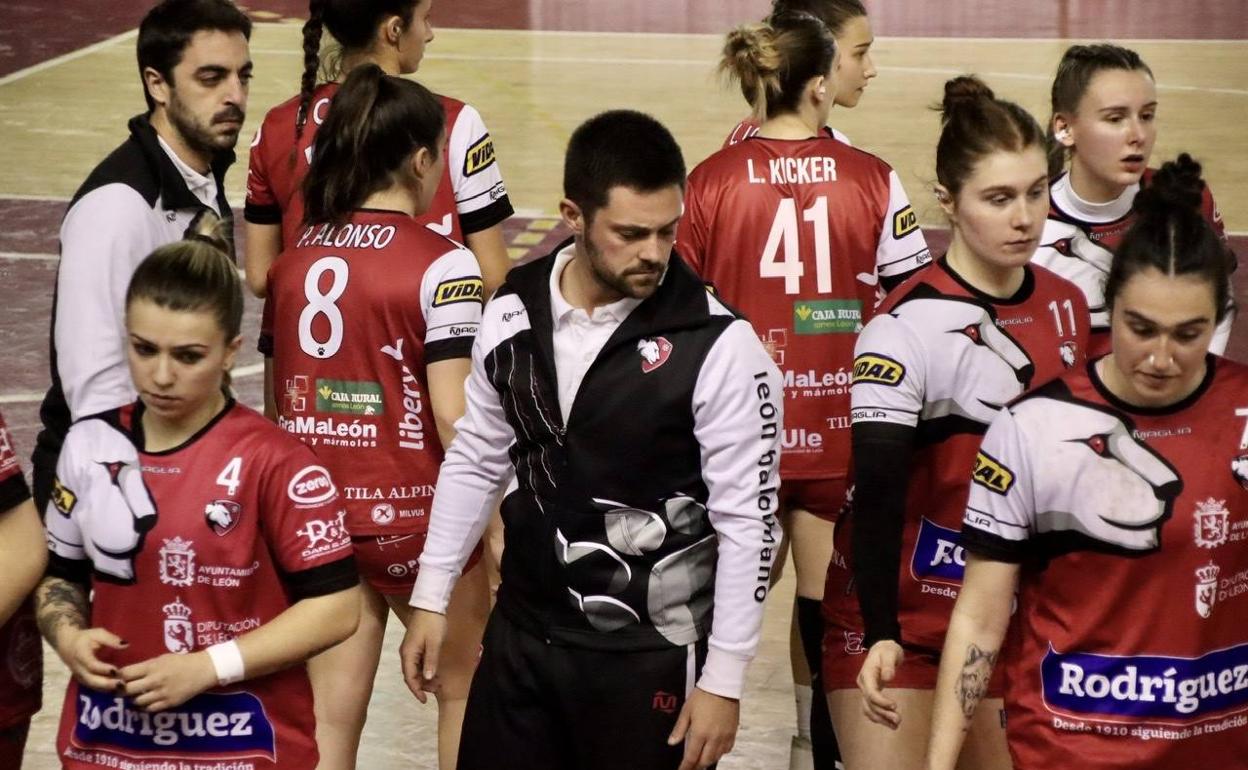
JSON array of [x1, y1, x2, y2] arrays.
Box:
[[299, 256, 349, 358], [761, 197, 833, 295]]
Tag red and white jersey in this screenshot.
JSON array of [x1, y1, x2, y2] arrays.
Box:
[[44, 401, 356, 770], [1034, 169, 1232, 356], [265, 210, 482, 536], [961, 357, 1248, 769], [824, 259, 1088, 650], [724, 118, 850, 148], [0, 410, 40, 729], [245, 83, 513, 247], [680, 135, 931, 482]]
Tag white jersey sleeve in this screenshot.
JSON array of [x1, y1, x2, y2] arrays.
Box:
[[419, 246, 484, 363], [875, 170, 932, 282], [410, 295, 521, 612], [961, 406, 1036, 559], [55, 186, 159, 419], [692, 316, 784, 700], [850, 312, 926, 428], [447, 103, 511, 234]]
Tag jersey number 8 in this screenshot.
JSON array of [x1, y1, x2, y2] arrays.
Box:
[[761, 196, 833, 295], [299, 256, 349, 359]]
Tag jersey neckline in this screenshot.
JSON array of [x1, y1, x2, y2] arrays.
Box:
[[936, 255, 1036, 306], [1086, 353, 1217, 417], [131, 396, 238, 456]]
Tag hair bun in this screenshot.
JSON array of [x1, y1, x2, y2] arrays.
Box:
[[184, 210, 232, 256], [1135, 153, 1204, 217], [940, 75, 995, 124], [723, 24, 780, 78]]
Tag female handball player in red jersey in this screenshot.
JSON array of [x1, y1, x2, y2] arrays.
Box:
[[725, 0, 877, 149], [264, 65, 489, 770], [823, 76, 1090, 770], [1035, 43, 1235, 355], [680, 12, 931, 770], [926, 154, 1247, 770], [0, 410, 46, 769], [35, 216, 361, 770]]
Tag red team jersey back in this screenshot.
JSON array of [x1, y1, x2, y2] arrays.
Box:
[[680, 135, 930, 482], [245, 83, 512, 246], [0, 410, 40, 733], [44, 402, 356, 770], [265, 210, 482, 537], [961, 358, 1248, 768], [825, 260, 1088, 652], [1033, 169, 1232, 355]]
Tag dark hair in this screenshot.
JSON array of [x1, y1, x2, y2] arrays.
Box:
[[721, 12, 837, 121], [1048, 44, 1154, 175], [1105, 154, 1231, 322], [935, 75, 1046, 197], [301, 64, 444, 226], [770, 0, 867, 36], [296, 0, 419, 140], [137, 0, 252, 113], [126, 212, 243, 342], [562, 110, 686, 222]]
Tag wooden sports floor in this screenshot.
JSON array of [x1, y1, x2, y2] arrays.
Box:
[[1, 1, 1245, 767]]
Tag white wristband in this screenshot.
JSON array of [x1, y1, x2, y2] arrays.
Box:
[[205, 640, 245, 686]]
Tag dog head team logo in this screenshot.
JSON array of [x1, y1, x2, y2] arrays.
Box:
[[1232, 454, 1248, 490], [158, 537, 196, 587], [637, 337, 673, 374], [1193, 499, 1230, 549], [1195, 562, 1221, 618], [1059, 341, 1078, 369], [89, 455, 158, 582], [204, 499, 242, 536], [162, 597, 194, 653]]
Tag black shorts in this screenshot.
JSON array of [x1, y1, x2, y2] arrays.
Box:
[[458, 611, 711, 770]]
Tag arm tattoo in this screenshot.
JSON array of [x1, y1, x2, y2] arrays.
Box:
[[956, 643, 999, 721], [35, 578, 90, 649]]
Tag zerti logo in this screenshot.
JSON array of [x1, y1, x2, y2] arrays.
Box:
[[637, 337, 673, 373], [316, 378, 384, 416], [793, 300, 862, 335], [73, 688, 276, 759], [972, 451, 1015, 495], [1042, 642, 1248, 720], [911, 517, 966, 586], [853, 354, 905, 386], [287, 465, 336, 506]]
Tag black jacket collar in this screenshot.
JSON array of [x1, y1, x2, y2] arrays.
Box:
[[126, 114, 235, 212]]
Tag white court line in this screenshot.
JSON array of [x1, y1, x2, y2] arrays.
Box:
[[0, 29, 138, 88], [0, 193, 69, 203], [0, 362, 265, 406], [0, 251, 57, 262]]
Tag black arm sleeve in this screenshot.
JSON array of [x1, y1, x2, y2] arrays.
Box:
[[850, 420, 915, 649], [280, 555, 359, 601]]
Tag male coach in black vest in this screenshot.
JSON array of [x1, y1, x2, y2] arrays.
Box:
[[402, 110, 785, 769]]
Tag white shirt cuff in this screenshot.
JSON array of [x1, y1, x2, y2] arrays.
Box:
[[695, 646, 751, 700], [408, 566, 458, 614]]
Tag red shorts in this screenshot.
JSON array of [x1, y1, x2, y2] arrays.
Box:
[[780, 477, 849, 523], [352, 533, 484, 596], [821, 616, 1004, 696]]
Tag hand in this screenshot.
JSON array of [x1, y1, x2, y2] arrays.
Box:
[[858, 639, 904, 728], [55, 627, 128, 692], [119, 651, 218, 712], [667, 686, 740, 770], [400, 608, 447, 704]]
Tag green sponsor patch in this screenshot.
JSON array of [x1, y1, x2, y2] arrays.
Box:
[[793, 299, 862, 334], [316, 379, 384, 415]]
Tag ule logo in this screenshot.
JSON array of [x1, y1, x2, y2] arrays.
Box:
[[162, 597, 194, 653], [205, 500, 241, 536], [284, 375, 310, 414], [651, 691, 679, 715], [158, 537, 196, 587], [1193, 498, 1230, 549], [1195, 562, 1220, 619], [637, 337, 673, 374]]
